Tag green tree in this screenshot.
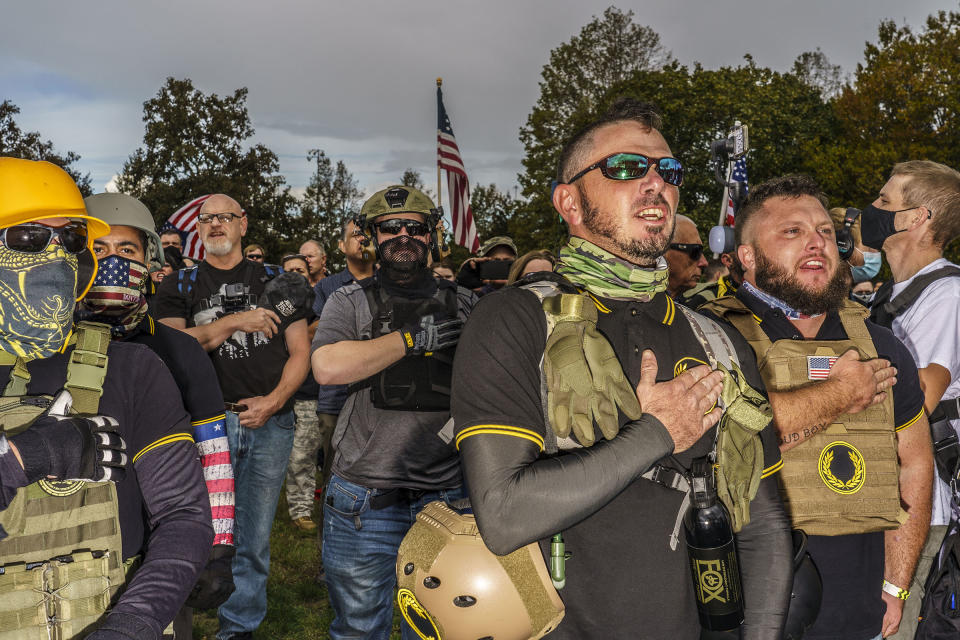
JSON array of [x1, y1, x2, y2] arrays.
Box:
[[0, 100, 92, 195], [298, 149, 362, 273], [792, 48, 844, 100], [470, 184, 515, 241], [115, 77, 297, 258], [517, 7, 673, 251]]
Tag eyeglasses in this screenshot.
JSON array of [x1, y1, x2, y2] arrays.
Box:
[[0, 221, 88, 254], [567, 152, 684, 187], [668, 243, 704, 260], [197, 212, 244, 224], [374, 219, 430, 236]]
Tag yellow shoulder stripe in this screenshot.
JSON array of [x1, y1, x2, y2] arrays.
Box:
[[662, 296, 675, 325], [585, 291, 611, 314], [192, 413, 227, 426], [133, 432, 196, 464], [456, 425, 545, 451], [895, 407, 924, 432], [751, 314, 762, 325], [760, 457, 784, 479]]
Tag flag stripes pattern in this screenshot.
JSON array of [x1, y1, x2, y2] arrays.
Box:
[[725, 157, 748, 226], [162, 194, 211, 262], [194, 415, 235, 546], [807, 355, 838, 380], [437, 86, 480, 253]]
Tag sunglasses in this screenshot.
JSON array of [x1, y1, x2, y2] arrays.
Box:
[[246, 253, 264, 260], [567, 152, 684, 187], [0, 221, 88, 254], [197, 212, 244, 224], [375, 219, 430, 236], [669, 243, 704, 260]]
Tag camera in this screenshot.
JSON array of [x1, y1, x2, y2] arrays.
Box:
[[709, 122, 750, 254], [204, 282, 257, 315], [478, 259, 513, 281]]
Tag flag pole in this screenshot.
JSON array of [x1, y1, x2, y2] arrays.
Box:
[[436, 77, 443, 208]]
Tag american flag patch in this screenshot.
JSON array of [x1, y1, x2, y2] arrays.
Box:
[[807, 355, 838, 380]]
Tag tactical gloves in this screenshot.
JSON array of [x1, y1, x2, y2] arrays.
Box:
[[9, 390, 127, 484], [542, 294, 642, 446], [713, 363, 771, 531], [400, 314, 463, 355], [186, 544, 237, 609]]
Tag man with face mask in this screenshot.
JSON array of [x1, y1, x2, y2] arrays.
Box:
[[861, 160, 960, 640], [701, 175, 932, 640], [0, 158, 213, 639], [311, 186, 475, 639], [77, 193, 237, 636]]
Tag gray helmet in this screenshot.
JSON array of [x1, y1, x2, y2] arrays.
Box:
[[83, 193, 164, 271]]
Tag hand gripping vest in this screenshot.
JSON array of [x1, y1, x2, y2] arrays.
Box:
[[0, 323, 130, 640], [358, 280, 459, 411], [703, 297, 906, 536]]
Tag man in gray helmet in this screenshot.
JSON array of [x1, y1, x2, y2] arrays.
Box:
[[79, 193, 238, 636]]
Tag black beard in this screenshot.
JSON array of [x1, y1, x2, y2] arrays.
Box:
[[377, 235, 430, 285], [754, 247, 852, 315], [580, 189, 675, 264]]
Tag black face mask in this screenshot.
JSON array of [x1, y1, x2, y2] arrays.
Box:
[[859, 203, 915, 251]]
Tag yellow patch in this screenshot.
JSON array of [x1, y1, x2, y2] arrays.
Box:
[[818, 441, 866, 495], [404, 332, 414, 348], [37, 479, 85, 497], [397, 587, 441, 640], [674, 356, 708, 377]]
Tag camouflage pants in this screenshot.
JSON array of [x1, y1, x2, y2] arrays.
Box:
[[284, 400, 325, 520]]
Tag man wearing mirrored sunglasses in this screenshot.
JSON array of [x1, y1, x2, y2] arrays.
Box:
[[155, 194, 311, 640], [0, 158, 212, 639], [665, 214, 709, 299], [449, 99, 791, 639], [311, 186, 475, 639]]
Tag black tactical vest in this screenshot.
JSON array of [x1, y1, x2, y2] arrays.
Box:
[[361, 280, 459, 411]]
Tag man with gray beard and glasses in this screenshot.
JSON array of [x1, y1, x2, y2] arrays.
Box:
[[701, 175, 932, 640], [155, 194, 311, 640]]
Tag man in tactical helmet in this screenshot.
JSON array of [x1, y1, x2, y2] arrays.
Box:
[[154, 194, 311, 640], [700, 175, 932, 640], [78, 192, 238, 636], [861, 161, 960, 640], [0, 157, 213, 639], [311, 185, 475, 639], [449, 100, 792, 639]]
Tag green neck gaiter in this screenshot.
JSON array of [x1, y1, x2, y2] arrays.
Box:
[[556, 236, 668, 301]]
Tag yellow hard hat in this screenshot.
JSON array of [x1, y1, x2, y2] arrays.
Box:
[[0, 157, 111, 298]]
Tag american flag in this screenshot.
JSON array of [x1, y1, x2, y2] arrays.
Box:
[[162, 195, 211, 262], [724, 158, 748, 226], [437, 85, 480, 253], [807, 355, 838, 380], [84, 257, 147, 307], [193, 414, 235, 546]]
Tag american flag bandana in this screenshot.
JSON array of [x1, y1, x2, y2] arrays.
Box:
[[81, 255, 149, 337], [807, 355, 838, 380]]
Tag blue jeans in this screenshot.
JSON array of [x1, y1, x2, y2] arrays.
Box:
[[322, 473, 464, 640], [217, 409, 295, 639]]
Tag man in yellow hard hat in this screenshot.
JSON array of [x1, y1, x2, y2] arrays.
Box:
[[0, 158, 213, 639]]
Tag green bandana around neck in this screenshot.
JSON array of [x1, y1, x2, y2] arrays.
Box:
[[556, 237, 669, 301]]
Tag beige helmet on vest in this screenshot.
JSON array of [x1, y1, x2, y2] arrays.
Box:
[[396, 501, 564, 640]]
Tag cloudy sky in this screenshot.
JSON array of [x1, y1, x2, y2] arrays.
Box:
[[2, 0, 951, 207]]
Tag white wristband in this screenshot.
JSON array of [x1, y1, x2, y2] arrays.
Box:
[[882, 579, 910, 600]]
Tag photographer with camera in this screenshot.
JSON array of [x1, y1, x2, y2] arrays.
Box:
[[455, 235, 517, 295], [155, 194, 310, 640], [311, 185, 476, 639]]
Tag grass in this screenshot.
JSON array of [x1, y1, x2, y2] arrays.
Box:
[[191, 494, 403, 639]]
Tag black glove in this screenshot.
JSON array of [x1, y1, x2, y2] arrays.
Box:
[[9, 390, 126, 484], [399, 314, 463, 355], [85, 610, 159, 640], [186, 544, 236, 609]]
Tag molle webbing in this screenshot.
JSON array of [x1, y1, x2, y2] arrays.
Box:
[[0, 321, 124, 638], [704, 297, 904, 536]]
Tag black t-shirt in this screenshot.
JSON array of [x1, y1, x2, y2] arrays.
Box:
[[125, 315, 225, 423], [710, 287, 925, 640], [2, 341, 194, 560], [154, 260, 293, 411], [452, 286, 783, 640]]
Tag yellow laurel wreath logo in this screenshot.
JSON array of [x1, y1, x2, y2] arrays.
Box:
[[674, 356, 708, 378], [818, 441, 866, 495], [397, 588, 441, 640], [37, 479, 85, 497]]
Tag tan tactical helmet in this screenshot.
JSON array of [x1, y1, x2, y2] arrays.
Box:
[[359, 185, 436, 229], [396, 501, 565, 640]]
